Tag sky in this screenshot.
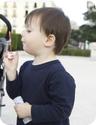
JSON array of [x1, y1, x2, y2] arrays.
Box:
[[54, 0, 96, 26]]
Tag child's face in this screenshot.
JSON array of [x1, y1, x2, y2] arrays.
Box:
[[21, 17, 47, 56]]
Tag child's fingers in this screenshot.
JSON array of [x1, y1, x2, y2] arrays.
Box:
[[3, 51, 18, 60]]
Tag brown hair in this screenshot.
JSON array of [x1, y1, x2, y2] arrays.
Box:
[[25, 7, 71, 54]]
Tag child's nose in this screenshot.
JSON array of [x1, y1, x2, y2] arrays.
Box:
[[21, 30, 25, 37]]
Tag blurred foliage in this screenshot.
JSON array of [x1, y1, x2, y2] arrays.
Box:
[[61, 48, 90, 57], [71, 3, 96, 44], [11, 33, 22, 51], [0, 33, 23, 51], [84, 10, 96, 24]]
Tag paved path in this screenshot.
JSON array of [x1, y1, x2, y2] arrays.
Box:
[[0, 51, 96, 125]]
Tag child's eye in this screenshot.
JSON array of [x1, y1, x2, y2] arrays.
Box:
[[27, 30, 31, 33]]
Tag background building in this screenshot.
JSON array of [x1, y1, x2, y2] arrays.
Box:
[[0, 0, 55, 33]]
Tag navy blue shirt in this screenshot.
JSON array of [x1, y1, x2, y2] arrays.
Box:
[[6, 60, 76, 125]]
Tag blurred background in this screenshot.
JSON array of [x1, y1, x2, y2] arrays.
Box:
[[0, 0, 96, 58], [0, 0, 96, 125]]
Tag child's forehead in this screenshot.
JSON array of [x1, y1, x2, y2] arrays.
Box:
[[25, 15, 41, 27]]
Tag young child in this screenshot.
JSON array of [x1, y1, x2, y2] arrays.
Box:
[[3, 7, 76, 125]]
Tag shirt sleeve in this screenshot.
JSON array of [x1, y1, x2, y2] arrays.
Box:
[[31, 70, 76, 123], [6, 62, 27, 99], [6, 72, 22, 99]]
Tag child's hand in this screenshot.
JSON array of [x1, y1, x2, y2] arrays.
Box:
[[14, 102, 32, 119], [3, 51, 19, 81], [3, 51, 19, 71]]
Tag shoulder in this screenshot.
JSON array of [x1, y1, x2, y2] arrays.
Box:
[[48, 60, 76, 88], [20, 60, 32, 72]]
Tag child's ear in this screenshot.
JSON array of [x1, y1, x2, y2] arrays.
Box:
[[44, 34, 55, 47]]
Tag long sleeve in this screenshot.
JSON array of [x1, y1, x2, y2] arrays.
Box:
[[31, 70, 76, 123], [6, 73, 21, 99], [6, 65, 24, 99]]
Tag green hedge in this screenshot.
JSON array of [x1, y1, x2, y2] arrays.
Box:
[[0, 33, 23, 50], [11, 33, 22, 50], [61, 48, 91, 57], [0, 33, 5, 38]]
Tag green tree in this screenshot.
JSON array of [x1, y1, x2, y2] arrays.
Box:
[[71, 2, 96, 44], [82, 2, 96, 42], [84, 9, 96, 25]]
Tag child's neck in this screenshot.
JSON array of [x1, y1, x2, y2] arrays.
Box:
[[33, 52, 57, 65]]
